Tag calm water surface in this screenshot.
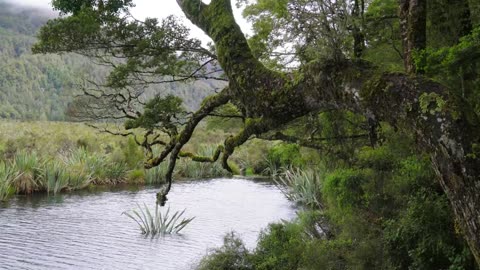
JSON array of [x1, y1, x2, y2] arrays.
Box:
[[0, 178, 296, 269]]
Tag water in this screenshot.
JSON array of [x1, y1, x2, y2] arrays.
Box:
[[0, 178, 296, 269]]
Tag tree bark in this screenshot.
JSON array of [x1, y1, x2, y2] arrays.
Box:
[[398, 0, 426, 74]]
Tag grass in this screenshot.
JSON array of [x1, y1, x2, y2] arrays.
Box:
[[0, 120, 273, 201], [123, 203, 195, 235], [43, 160, 68, 195], [274, 167, 324, 208], [11, 151, 43, 194], [0, 162, 17, 201]]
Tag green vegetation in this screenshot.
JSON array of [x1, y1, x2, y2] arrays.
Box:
[[199, 129, 478, 269], [1, 0, 480, 267], [122, 203, 195, 235], [0, 1, 222, 121], [0, 120, 258, 200]]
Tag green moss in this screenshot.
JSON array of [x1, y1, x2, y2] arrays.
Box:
[[419, 92, 446, 115]]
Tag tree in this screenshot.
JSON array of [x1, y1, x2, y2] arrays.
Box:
[[33, 0, 480, 264]]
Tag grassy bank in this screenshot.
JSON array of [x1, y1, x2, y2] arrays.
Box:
[[0, 120, 274, 202]]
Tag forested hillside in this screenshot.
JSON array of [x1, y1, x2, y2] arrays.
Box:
[[0, 1, 219, 120]]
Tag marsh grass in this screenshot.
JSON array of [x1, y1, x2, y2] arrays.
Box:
[[11, 151, 43, 194], [275, 167, 323, 208], [0, 120, 276, 201], [123, 203, 195, 235], [0, 162, 18, 201], [43, 160, 68, 195], [145, 163, 168, 185], [177, 145, 227, 179]]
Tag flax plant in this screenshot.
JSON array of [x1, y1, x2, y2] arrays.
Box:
[[123, 203, 195, 236]]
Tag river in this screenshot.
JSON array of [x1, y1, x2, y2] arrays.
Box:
[[0, 178, 296, 269]]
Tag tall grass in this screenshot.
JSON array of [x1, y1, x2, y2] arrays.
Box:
[[11, 151, 43, 194], [145, 163, 168, 185], [43, 160, 68, 195], [123, 203, 195, 235], [0, 162, 17, 201], [177, 145, 228, 179], [275, 167, 323, 208]]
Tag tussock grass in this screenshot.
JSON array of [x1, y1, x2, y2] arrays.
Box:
[[0, 162, 17, 201], [0, 120, 272, 201], [43, 160, 68, 195], [145, 163, 168, 185], [123, 203, 195, 235], [11, 151, 43, 194], [275, 167, 323, 208]]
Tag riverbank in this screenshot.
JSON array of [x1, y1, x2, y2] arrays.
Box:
[[0, 120, 274, 202]]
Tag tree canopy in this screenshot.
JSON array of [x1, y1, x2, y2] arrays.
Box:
[[33, 0, 480, 264]]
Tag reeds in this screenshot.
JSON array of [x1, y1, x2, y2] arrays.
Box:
[[123, 203, 195, 235], [145, 163, 168, 185], [0, 162, 17, 201]]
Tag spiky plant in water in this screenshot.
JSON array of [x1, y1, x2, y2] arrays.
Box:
[[123, 203, 195, 236], [0, 162, 18, 201], [275, 167, 323, 208]]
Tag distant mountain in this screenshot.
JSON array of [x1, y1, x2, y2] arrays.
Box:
[[0, 1, 221, 121]]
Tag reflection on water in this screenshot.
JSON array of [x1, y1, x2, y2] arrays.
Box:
[[0, 178, 296, 270]]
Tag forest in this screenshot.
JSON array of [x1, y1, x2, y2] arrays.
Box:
[[1, 0, 480, 269]]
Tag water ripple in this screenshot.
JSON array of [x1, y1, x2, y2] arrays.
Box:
[[0, 178, 295, 270]]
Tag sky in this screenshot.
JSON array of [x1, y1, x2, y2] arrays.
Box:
[[7, 0, 252, 44]]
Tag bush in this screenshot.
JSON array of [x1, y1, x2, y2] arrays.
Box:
[[266, 143, 305, 168], [197, 232, 254, 270]]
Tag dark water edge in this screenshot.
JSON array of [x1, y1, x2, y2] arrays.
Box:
[[0, 178, 296, 270]]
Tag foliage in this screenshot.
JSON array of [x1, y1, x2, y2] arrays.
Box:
[[266, 143, 304, 168], [122, 203, 195, 235], [0, 162, 17, 201], [274, 167, 322, 208], [124, 95, 185, 130], [199, 128, 476, 269], [197, 232, 253, 270], [251, 222, 306, 270]]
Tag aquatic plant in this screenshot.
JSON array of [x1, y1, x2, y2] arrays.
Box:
[[123, 203, 195, 235]]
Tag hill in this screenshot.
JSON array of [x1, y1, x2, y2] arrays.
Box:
[[0, 1, 220, 120]]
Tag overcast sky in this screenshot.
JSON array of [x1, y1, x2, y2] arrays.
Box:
[[7, 0, 251, 44]]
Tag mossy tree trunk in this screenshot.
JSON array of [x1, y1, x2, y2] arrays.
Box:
[[399, 0, 426, 74], [176, 0, 480, 264]]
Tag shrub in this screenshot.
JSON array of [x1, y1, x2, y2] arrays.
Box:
[[266, 143, 305, 168], [252, 222, 306, 270], [197, 232, 254, 270]]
